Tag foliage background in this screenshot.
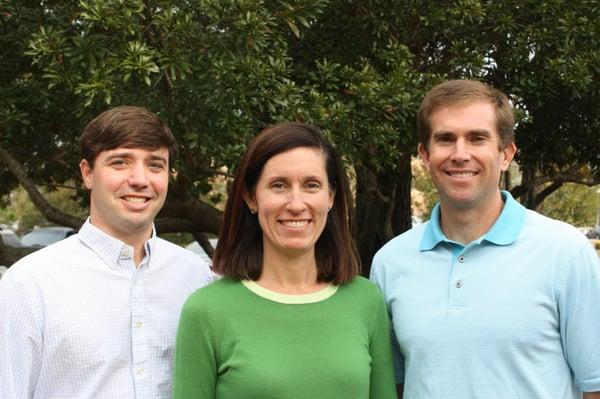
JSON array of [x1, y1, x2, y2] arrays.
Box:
[[1, 0, 599, 269]]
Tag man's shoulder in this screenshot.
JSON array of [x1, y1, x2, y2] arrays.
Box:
[[375, 223, 427, 259], [2, 235, 83, 284], [154, 238, 208, 262], [523, 209, 588, 245]]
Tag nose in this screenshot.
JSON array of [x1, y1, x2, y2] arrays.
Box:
[[128, 163, 149, 188], [450, 138, 471, 163], [286, 187, 306, 213]]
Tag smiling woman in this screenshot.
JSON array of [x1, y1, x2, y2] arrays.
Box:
[[173, 122, 397, 399]]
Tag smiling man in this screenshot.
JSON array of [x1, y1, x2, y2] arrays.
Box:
[[371, 80, 600, 399], [0, 106, 214, 398]]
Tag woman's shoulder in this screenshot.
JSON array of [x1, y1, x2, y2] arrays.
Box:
[[182, 277, 246, 313], [336, 276, 385, 304]]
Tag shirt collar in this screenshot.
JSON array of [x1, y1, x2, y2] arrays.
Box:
[[78, 218, 157, 269], [420, 190, 525, 251]]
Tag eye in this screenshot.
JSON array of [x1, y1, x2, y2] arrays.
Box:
[[110, 159, 128, 168], [434, 134, 454, 144], [470, 135, 487, 143], [148, 162, 166, 171], [270, 181, 287, 191], [305, 181, 322, 191]]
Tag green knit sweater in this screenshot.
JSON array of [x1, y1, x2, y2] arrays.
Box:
[[173, 276, 396, 399]]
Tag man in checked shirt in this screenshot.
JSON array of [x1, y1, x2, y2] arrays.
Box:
[[0, 106, 215, 398]]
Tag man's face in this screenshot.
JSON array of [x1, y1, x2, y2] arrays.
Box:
[[418, 101, 516, 212], [80, 147, 169, 242]]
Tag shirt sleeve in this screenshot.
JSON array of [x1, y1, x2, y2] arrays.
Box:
[[173, 291, 217, 398], [0, 267, 44, 398], [368, 287, 399, 398], [370, 259, 405, 384], [558, 241, 600, 392]]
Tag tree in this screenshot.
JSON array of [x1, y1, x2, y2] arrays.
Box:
[[1, 0, 598, 273], [539, 183, 598, 227]]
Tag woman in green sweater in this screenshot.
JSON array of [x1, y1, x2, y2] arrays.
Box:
[[174, 122, 396, 398]]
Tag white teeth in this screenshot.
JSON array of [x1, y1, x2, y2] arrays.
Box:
[[449, 171, 475, 177], [282, 220, 308, 228], [124, 197, 147, 203]]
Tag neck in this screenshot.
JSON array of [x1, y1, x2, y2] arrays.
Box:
[[439, 191, 505, 244], [258, 247, 326, 294]]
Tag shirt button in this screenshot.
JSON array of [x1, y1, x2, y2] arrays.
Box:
[[457, 255, 466, 263], [136, 368, 145, 375], [135, 321, 143, 328], [455, 280, 463, 289]]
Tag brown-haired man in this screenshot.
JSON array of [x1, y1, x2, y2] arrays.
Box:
[[371, 80, 600, 399], [0, 106, 214, 398]]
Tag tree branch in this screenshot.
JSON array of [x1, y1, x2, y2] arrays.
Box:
[[0, 142, 85, 229]]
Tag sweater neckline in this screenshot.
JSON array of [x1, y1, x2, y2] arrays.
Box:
[[241, 280, 338, 304]]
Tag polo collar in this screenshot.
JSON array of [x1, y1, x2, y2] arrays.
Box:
[[78, 218, 157, 269], [420, 190, 525, 251]]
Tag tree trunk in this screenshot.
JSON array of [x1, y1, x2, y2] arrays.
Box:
[[354, 154, 412, 277]]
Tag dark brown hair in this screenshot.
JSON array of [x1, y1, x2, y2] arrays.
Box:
[[417, 80, 515, 149], [212, 122, 360, 285], [80, 106, 177, 167]]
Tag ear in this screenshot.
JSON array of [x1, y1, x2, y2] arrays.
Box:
[[242, 190, 257, 213], [80, 159, 94, 190], [417, 143, 431, 171], [500, 143, 517, 171], [328, 189, 335, 211]]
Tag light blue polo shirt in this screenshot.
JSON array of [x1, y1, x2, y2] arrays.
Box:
[[371, 191, 600, 399]]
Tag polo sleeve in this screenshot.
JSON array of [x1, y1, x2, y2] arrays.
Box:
[[173, 291, 218, 398], [368, 290, 398, 398], [370, 258, 406, 384], [558, 241, 600, 392], [0, 268, 44, 399]]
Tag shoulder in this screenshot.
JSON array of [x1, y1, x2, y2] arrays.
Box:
[[5, 235, 82, 278], [337, 276, 385, 306], [374, 223, 426, 260], [522, 210, 590, 248], [180, 278, 244, 318], [153, 238, 213, 275]]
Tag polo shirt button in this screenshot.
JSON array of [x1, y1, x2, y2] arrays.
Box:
[[455, 280, 463, 288], [457, 255, 466, 263]]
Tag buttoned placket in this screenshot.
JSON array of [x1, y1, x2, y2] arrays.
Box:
[[448, 245, 468, 310], [118, 244, 151, 398]]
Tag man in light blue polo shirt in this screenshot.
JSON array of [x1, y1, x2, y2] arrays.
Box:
[[371, 80, 600, 399]]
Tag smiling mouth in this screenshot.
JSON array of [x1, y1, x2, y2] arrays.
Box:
[[280, 220, 310, 228], [122, 196, 148, 203], [446, 171, 476, 177]]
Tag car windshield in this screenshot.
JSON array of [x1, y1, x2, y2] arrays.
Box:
[[21, 230, 68, 247]]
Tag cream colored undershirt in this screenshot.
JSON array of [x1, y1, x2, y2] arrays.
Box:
[[241, 280, 338, 304]]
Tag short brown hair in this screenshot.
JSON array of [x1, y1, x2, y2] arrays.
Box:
[[417, 80, 515, 149], [80, 106, 177, 168], [212, 122, 360, 285]]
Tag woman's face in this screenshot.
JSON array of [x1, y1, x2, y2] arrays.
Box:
[[247, 146, 334, 260]]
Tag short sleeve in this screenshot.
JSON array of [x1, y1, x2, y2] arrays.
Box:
[[558, 241, 600, 392]]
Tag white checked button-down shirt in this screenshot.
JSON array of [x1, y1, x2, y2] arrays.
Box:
[[0, 219, 215, 398]]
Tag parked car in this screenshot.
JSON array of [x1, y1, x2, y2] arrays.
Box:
[[1, 227, 22, 278], [586, 225, 600, 240], [20, 226, 76, 248], [0, 227, 22, 248], [185, 238, 218, 266]]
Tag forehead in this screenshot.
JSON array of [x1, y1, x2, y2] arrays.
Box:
[[430, 101, 498, 135], [260, 147, 327, 177]]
